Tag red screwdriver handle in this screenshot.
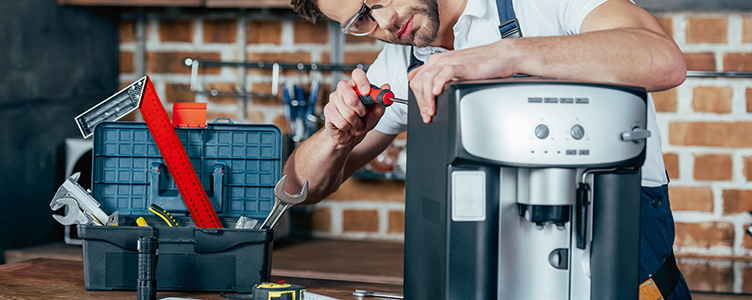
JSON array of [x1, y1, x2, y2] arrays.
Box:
[[359, 84, 395, 107]]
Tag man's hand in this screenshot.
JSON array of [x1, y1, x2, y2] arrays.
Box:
[[406, 43, 515, 123], [323, 68, 388, 147], [283, 68, 396, 204]]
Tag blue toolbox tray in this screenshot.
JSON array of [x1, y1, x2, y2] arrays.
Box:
[[80, 120, 281, 292], [92, 120, 281, 220]]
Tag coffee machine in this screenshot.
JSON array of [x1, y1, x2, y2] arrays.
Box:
[[404, 78, 649, 299]]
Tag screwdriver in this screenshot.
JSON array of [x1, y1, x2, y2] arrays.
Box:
[[359, 84, 408, 107]]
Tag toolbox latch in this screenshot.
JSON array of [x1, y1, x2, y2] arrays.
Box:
[[149, 162, 225, 212]]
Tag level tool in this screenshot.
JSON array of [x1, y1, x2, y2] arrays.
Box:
[[76, 76, 222, 228]]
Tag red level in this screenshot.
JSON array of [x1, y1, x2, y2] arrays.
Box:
[[140, 76, 222, 228]]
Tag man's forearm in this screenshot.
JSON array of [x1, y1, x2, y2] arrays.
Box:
[[505, 28, 686, 92], [282, 130, 357, 204]]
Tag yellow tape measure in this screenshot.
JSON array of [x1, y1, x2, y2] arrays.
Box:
[[252, 282, 306, 300]]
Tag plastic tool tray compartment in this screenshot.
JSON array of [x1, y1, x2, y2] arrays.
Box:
[[80, 121, 280, 292]]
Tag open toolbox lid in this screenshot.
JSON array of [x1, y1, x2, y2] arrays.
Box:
[[91, 120, 281, 220]]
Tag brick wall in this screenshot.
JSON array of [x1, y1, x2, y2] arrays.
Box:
[[653, 12, 752, 259], [119, 9, 752, 255]]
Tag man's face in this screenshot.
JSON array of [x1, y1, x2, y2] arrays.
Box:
[[320, 0, 440, 47]]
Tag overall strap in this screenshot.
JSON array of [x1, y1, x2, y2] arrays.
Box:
[[408, 47, 424, 72], [497, 0, 521, 39], [409, 0, 522, 73]]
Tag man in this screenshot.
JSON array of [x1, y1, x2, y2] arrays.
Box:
[[284, 0, 690, 298]]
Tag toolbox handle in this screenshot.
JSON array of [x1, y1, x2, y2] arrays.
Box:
[[148, 162, 225, 213], [211, 118, 234, 124]]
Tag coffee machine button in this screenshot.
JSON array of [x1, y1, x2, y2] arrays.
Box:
[[570, 124, 585, 140], [535, 124, 549, 139]]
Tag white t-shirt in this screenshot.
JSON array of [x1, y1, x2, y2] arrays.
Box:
[[367, 0, 668, 187]]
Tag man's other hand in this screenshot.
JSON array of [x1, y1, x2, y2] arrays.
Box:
[[407, 43, 515, 123]]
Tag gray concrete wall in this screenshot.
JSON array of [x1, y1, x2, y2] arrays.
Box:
[[0, 0, 118, 260]]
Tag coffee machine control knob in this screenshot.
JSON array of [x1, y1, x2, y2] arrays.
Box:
[[570, 124, 585, 140], [534, 124, 549, 139]]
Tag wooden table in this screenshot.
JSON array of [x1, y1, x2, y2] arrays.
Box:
[[4, 239, 752, 299], [0, 258, 402, 299]]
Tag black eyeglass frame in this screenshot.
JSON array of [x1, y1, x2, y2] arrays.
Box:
[[340, 0, 387, 36]]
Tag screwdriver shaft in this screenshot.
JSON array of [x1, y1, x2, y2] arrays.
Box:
[[390, 98, 408, 105]]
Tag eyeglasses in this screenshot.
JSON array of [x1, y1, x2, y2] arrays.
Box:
[[341, 0, 392, 36]]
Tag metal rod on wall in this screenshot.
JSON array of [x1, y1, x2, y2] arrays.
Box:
[[687, 71, 752, 78], [183, 58, 368, 72]]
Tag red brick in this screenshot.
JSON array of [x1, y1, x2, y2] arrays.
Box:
[[342, 209, 379, 232], [683, 53, 716, 71], [203, 19, 237, 44], [745, 156, 752, 181], [675, 221, 734, 248], [244, 110, 266, 124], [744, 266, 752, 293], [204, 82, 240, 104], [686, 17, 728, 44], [248, 21, 282, 45], [746, 88, 752, 113], [653, 88, 677, 112], [329, 178, 405, 202], [119, 51, 134, 74], [680, 260, 733, 292], [322, 50, 381, 65], [247, 52, 312, 64], [668, 186, 713, 212], [693, 153, 732, 181], [147, 51, 221, 74], [272, 114, 290, 135], [344, 51, 381, 65], [294, 20, 329, 44], [159, 20, 193, 43], [743, 17, 752, 44], [311, 207, 331, 232], [388, 210, 404, 233], [164, 82, 195, 103], [656, 17, 673, 38], [120, 20, 135, 43], [207, 96, 238, 105], [723, 190, 752, 214], [250, 82, 283, 106], [669, 122, 752, 148], [724, 53, 752, 72], [206, 111, 237, 122], [692, 86, 733, 114], [663, 153, 679, 179]]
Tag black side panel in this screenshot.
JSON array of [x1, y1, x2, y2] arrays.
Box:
[[447, 165, 499, 300], [404, 88, 452, 299], [591, 170, 641, 300]]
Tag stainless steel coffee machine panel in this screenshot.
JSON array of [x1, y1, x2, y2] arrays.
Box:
[[459, 82, 647, 167], [405, 78, 646, 300]]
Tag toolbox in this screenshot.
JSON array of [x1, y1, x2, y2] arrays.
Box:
[[79, 120, 281, 292]]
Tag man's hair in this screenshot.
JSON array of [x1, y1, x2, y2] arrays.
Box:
[[290, 0, 322, 23]]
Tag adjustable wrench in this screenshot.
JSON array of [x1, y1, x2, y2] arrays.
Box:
[[50, 172, 118, 226], [260, 175, 308, 229]]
